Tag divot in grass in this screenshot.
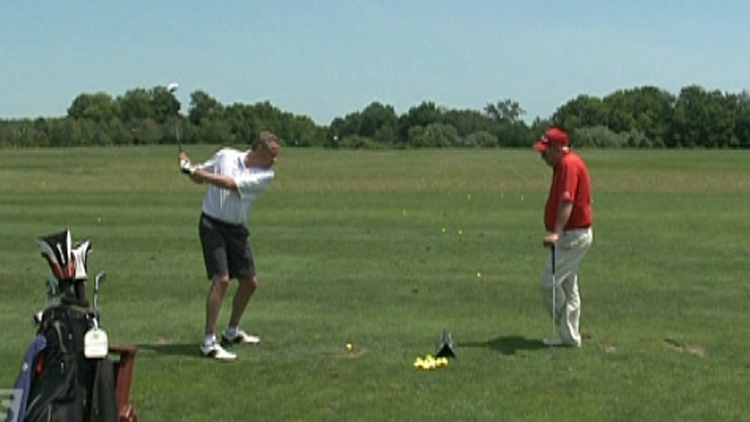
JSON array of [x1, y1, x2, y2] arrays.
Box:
[[664, 338, 707, 358], [604, 345, 616, 353]]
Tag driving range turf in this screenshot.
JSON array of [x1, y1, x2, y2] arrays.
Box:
[[0, 146, 748, 421]]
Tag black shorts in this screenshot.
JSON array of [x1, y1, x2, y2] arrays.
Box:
[[199, 213, 256, 280]]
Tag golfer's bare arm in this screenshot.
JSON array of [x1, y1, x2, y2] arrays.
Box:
[[553, 201, 573, 235], [177, 152, 238, 191], [189, 171, 238, 191]]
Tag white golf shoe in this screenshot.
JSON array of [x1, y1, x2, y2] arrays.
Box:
[[200, 341, 237, 361], [222, 328, 260, 344], [543, 336, 581, 348]]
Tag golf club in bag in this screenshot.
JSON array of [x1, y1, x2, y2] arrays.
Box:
[[33, 276, 61, 325]]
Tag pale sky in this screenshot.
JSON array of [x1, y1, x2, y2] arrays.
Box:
[[1, 1, 748, 125]]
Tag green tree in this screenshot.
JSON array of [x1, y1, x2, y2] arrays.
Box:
[[284, 114, 326, 147], [188, 90, 225, 125], [603, 86, 673, 144], [150, 86, 180, 124], [408, 123, 460, 148], [463, 131, 497, 148], [398, 102, 444, 145], [128, 118, 163, 145], [573, 126, 625, 148], [733, 91, 750, 148], [444, 109, 494, 137], [358, 102, 398, 145], [118, 88, 153, 123], [552, 95, 606, 131], [222, 103, 255, 144], [494, 121, 533, 148], [105, 119, 134, 145], [198, 119, 233, 145], [15, 120, 36, 147], [484, 99, 525, 124], [670, 85, 734, 148], [67, 92, 121, 122]]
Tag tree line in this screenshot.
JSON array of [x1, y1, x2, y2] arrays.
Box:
[[1, 84, 749, 149]]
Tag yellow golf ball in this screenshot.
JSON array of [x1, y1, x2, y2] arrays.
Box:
[[346, 343, 353, 351]]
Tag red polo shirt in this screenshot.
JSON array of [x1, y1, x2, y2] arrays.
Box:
[[545, 151, 592, 231]]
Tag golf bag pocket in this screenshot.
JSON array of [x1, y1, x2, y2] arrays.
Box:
[[24, 311, 87, 422]]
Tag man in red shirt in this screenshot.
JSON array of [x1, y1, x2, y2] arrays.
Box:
[[534, 127, 593, 348]]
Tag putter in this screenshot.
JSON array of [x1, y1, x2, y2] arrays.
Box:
[[167, 82, 182, 152], [93, 270, 106, 310], [549, 246, 556, 360], [35, 276, 60, 325], [46, 275, 59, 306]]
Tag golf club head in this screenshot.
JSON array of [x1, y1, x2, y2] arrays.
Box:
[[46, 276, 59, 305], [37, 229, 74, 281], [94, 270, 106, 290], [94, 270, 106, 309], [33, 310, 44, 326], [70, 239, 92, 280]]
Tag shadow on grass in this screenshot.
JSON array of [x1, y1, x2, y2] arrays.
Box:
[[461, 336, 547, 355], [137, 343, 200, 358]]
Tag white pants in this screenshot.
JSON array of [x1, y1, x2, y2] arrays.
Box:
[[540, 228, 593, 345]]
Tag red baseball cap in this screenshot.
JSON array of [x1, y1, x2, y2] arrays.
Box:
[[533, 127, 568, 151]]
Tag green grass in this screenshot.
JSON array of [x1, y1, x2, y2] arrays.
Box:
[[1, 147, 750, 421]]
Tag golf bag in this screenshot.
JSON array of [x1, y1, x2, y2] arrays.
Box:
[[16, 230, 118, 422], [23, 305, 117, 422]]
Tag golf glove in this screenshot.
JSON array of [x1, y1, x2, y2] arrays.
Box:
[[180, 159, 197, 175]]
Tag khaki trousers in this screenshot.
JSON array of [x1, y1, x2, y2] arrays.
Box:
[[540, 228, 593, 345]]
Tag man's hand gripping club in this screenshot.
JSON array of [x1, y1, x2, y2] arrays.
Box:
[[179, 151, 198, 175]]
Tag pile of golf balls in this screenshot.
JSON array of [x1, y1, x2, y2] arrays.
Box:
[[413, 354, 449, 370]]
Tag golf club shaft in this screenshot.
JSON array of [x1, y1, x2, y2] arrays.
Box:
[[47, 276, 59, 305], [168, 82, 182, 152], [175, 125, 183, 152], [550, 246, 556, 358]]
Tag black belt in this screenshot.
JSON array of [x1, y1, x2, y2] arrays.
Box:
[[201, 212, 243, 228]]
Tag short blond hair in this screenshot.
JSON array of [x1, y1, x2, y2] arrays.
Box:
[[252, 131, 279, 151]]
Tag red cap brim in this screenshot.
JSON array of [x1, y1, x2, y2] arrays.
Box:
[[533, 140, 549, 151]]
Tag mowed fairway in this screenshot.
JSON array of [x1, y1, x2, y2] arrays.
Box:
[[1, 146, 749, 421]]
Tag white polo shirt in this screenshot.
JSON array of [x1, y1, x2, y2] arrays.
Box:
[[198, 148, 275, 225]]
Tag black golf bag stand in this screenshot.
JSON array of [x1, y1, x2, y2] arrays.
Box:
[[22, 229, 139, 422]]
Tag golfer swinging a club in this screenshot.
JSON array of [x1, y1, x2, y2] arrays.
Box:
[[179, 131, 280, 360], [534, 127, 593, 348]]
